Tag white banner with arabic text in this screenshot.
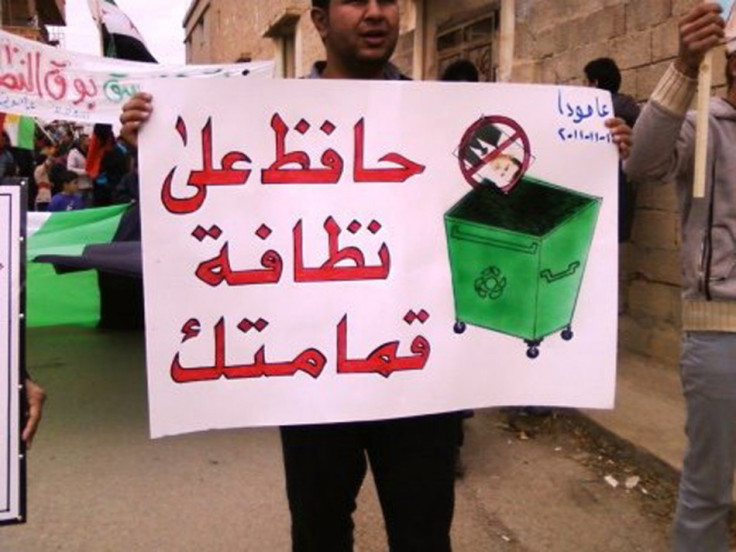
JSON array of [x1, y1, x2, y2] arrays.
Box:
[[0, 29, 272, 124]]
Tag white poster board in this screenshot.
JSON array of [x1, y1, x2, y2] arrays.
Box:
[[140, 78, 619, 438], [0, 184, 23, 524]]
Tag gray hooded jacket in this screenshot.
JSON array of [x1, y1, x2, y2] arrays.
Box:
[[626, 64, 736, 330]]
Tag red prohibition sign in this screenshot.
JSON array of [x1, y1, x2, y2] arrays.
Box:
[[458, 115, 532, 194]]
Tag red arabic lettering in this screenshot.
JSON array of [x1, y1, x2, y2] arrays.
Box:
[[195, 243, 284, 287], [33, 51, 42, 100], [293, 217, 391, 282], [42, 60, 70, 101], [170, 317, 326, 382], [353, 118, 425, 183], [72, 77, 98, 106], [222, 346, 326, 379], [188, 118, 251, 185], [0, 44, 105, 106], [181, 318, 201, 343], [262, 114, 344, 184], [336, 315, 430, 377], [2, 44, 13, 64], [0, 52, 35, 95], [161, 117, 252, 215]]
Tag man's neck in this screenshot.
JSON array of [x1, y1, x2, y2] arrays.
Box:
[[321, 55, 387, 80]]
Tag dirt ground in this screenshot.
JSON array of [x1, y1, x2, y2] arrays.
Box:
[[493, 408, 680, 541], [3, 327, 680, 551], [447, 407, 678, 551]]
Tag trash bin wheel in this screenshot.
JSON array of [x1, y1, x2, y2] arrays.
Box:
[[524, 339, 542, 359], [561, 327, 574, 341], [454, 321, 467, 334]]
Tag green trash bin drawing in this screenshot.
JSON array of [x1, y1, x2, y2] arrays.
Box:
[[444, 176, 601, 359]]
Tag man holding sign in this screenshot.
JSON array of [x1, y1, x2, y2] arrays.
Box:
[[121, 0, 633, 550], [626, 3, 736, 550], [123, 2, 461, 550]]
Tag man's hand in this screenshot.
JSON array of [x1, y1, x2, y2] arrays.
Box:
[[120, 92, 153, 148], [676, 2, 726, 78], [22, 378, 46, 449], [606, 117, 632, 160]]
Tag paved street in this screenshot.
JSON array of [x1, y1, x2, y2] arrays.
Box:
[[4, 327, 673, 551]]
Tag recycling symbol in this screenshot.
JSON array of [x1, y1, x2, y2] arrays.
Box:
[[475, 266, 507, 300]]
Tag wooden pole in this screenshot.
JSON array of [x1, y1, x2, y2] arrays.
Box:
[[33, 119, 55, 145], [85, 0, 105, 56], [693, 49, 714, 198]]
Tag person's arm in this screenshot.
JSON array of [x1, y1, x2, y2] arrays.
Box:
[[33, 164, 44, 184], [624, 67, 697, 184], [625, 2, 725, 184], [66, 149, 87, 176], [21, 378, 46, 448]]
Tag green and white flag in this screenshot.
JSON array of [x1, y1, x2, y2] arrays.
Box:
[[87, 0, 157, 62], [27, 205, 128, 327], [0, 113, 35, 150]]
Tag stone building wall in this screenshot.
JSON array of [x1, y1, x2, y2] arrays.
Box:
[[183, 0, 323, 75], [2, 0, 65, 39], [183, 0, 419, 75], [183, 0, 732, 367], [509, 0, 728, 366]]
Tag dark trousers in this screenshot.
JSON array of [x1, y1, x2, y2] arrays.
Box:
[[280, 412, 462, 552], [93, 184, 111, 207]]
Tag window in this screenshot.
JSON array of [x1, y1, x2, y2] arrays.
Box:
[[279, 33, 297, 79], [264, 10, 301, 79], [436, 11, 499, 82]]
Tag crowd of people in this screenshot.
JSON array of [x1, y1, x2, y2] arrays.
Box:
[[1, 122, 138, 213], [15, 124, 139, 451]]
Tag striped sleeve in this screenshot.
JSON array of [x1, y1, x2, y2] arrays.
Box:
[[651, 63, 697, 117]]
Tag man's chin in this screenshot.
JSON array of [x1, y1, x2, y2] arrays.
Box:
[[356, 49, 393, 67]]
